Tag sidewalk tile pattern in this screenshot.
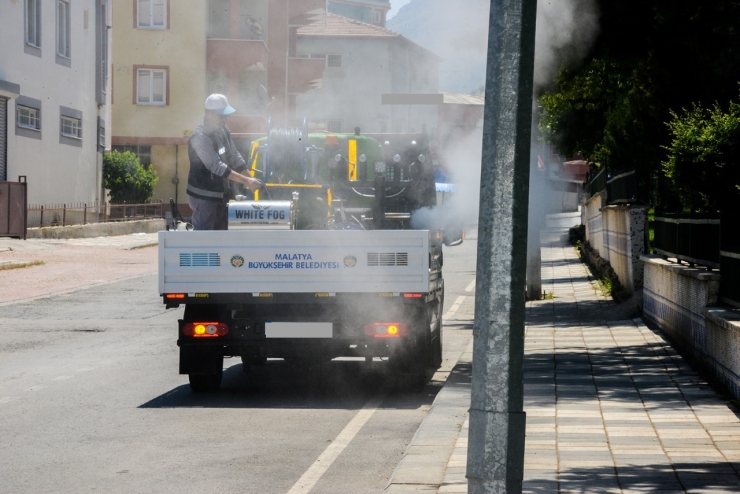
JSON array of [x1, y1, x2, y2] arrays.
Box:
[[442, 239, 740, 493]]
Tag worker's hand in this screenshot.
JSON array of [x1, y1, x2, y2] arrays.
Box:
[[230, 171, 262, 191], [244, 176, 262, 191]]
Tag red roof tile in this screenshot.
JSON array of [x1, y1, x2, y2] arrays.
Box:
[[298, 12, 401, 38]]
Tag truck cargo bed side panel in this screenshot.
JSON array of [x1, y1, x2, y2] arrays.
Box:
[[158, 230, 431, 294]]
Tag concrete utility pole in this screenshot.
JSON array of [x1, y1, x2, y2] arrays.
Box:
[[467, 0, 537, 493], [526, 109, 543, 301]]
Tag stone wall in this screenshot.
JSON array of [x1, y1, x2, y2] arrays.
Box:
[[26, 219, 165, 239], [704, 309, 740, 399], [602, 206, 647, 293], [584, 192, 605, 256], [642, 255, 740, 399], [583, 193, 646, 294]]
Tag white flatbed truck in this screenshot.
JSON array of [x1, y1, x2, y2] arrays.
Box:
[[159, 229, 444, 391], [159, 128, 460, 391]]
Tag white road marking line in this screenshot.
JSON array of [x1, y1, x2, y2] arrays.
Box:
[[465, 278, 476, 292], [286, 393, 387, 494], [0, 397, 19, 404], [53, 376, 73, 381], [443, 295, 467, 321]]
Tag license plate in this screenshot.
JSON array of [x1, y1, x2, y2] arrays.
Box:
[[265, 322, 333, 339]]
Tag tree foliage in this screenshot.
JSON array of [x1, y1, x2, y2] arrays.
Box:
[[102, 151, 158, 203], [538, 0, 740, 211], [663, 98, 740, 212]]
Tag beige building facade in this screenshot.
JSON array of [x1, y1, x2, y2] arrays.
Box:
[[111, 0, 208, 205]]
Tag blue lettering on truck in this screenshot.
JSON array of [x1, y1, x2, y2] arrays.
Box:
[[245, 253, 339, 269]]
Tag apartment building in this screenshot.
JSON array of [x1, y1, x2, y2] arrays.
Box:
[[0, 0, 111, 206], [328, 0, 390, 27], [296, 13, 440, 134], [111, 0, 326, 205]]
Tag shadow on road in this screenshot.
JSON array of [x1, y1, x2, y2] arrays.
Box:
[[139, 359, 444, 410]]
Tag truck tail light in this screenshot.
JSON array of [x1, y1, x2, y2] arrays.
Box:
[[364, 322, 409, 338], [403, 293, 423, 298], [166, 293, 186, 299], [183, 322, 229, 338]]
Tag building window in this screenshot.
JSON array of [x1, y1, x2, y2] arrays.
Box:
[[136, 67, 167, 105], [373, 11, 381, 25], [327, 120, 342, 133], [56, 0, 71, 58], [17, 106, 40, 130], [98, 120, 106, 149], [137, 0, 167, 29], [61, 115, 82, 139], [327, 54, 342, 68], [112, 145, 151, 167], [25, 0, 41, 47]]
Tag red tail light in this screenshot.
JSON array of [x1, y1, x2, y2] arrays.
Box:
[[183, 321, 229, 338], [166, 293, 186, 299], [403, 293, 423, 298], [364, 322, 409, 338]]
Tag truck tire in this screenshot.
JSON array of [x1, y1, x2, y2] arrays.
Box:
[[393, 307, 433, 389], [189, 367, 223, 393], [430, 301, 443, 369]]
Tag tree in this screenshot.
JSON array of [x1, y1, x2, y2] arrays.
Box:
[[663, 98, 740, 212], [103, 151, 158, 203], [538, 0, 740, 208]]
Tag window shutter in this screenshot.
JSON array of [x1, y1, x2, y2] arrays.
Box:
[[0, 97, 7, 181]]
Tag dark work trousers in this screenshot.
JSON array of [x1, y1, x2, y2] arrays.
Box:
[[188, 196, 229, 230]]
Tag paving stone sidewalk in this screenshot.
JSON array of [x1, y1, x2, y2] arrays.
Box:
[[397, 237, 740, 493], [0, 234, 158, 304]]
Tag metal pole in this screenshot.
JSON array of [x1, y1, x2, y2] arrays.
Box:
[[467, 1, 537, 493]]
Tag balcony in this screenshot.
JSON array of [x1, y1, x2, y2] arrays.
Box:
[[206, 39, 268, 73], [288, 57, 325, 93], [289, 0, 325, 26]]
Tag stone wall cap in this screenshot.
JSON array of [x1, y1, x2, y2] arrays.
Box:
[[641, 254, 722, 281], [705, 308, 740, 332], [601, 204, 648, 211]]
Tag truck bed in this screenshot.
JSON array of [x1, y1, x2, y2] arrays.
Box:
[[158, 230, 432, 295]]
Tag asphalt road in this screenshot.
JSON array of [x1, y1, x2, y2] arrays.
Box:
[[0, 237, 477, 493]]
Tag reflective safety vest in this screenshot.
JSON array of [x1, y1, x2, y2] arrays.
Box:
[[186, 126, 231, 202]]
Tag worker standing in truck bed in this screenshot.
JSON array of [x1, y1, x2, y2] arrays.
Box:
[[186, 93, 262, 230]]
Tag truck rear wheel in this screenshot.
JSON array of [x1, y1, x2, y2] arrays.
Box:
[[430, 301, 443, 369]]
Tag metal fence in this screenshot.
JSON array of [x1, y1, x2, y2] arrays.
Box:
[[653, 213, 721, 269], [585, 167, 607, 197], [720, 217, 740, 308], [585, 167, 640, 205], [606, 170, 638, 204], [27, 201, 166, 228]]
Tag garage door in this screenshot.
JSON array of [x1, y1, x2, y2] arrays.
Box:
[[0, 96, 7, 181]]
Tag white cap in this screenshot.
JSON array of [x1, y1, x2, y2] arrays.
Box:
[[205, 94, 236, 115]]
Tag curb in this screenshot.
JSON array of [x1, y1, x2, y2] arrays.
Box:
[[385, 341, 473, 493]]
